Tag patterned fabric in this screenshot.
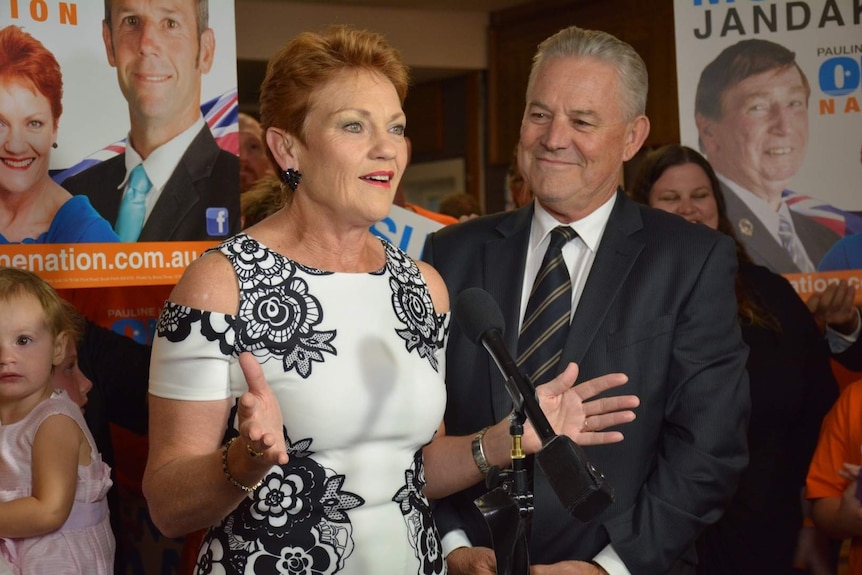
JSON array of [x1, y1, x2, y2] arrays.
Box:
[[517, 225, 577, 385], [151, 234, 449, 575], [777, 212, 815, 272]]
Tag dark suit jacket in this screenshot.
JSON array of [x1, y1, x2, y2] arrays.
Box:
[[721, 182, 840, 274], [696, 262, 838, 574], [423, 191, 750, 574], [62, 125, 241, 242]]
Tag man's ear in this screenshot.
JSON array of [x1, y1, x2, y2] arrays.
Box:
[[198, 28, 215, 74], [102, 20, 117, 68], [265, 128, 298, 171], [622, 115, 651, 162], [695, 113, 717, 155]]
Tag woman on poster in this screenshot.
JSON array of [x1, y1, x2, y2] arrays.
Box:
[[0, 25, 118, 245]]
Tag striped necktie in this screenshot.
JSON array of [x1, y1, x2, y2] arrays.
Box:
[[115, 164, 151, 242], [777, 212, 814, 272], [517, 225, 577, 386]]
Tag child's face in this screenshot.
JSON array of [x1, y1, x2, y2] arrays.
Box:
[[0, 293, 65, 410]]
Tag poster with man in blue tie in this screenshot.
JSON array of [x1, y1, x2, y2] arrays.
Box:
[[0, 0, 239, 288]]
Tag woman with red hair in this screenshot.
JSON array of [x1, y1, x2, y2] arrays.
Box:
[[0, 25, 118, 244]]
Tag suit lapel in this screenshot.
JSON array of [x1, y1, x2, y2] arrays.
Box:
[[561, 192, 644, 367], [99, 158, 127, 225], [139, 125, 214, 241], [721, 182, 798, 273], [485, 207, 532, 421]]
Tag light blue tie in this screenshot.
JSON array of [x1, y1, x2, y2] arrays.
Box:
[[115, 164, 151, 242]]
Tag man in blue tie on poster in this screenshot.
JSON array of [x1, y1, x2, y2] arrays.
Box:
[[62, 0, 240, 242]]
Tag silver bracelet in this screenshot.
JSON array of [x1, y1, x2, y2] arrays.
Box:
[[471, 426, 492, 476], [222, 436, 264, 493]]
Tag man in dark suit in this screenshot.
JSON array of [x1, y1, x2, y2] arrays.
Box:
[[695, 39, 860, 274], [424, 26, 750, 574], [62, 0, 239, 242]]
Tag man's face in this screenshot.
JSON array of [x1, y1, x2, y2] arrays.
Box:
[[698, 65, 808, 199], [102, 0, 213, 130], [518, 56, 648, 222]]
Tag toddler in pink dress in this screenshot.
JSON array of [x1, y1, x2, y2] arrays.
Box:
[[0, 268, 114, 574]]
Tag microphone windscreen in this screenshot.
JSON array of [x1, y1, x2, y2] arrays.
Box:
[[453, 287, 505, 345]]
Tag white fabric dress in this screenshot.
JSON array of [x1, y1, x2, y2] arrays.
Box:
[[0, 391, 115, 574], [150, 234, 449, 575]]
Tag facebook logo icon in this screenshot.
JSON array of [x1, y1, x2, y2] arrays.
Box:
[[206, 207, 229, 236]]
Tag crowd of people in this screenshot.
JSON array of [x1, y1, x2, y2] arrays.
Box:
[[1, 4, 861, 575]]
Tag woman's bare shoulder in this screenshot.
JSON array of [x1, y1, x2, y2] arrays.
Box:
[[416, 259, 450, 315], [168, 249, 239, 315]]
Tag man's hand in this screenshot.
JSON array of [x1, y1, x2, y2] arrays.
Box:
[[531, 560, 609, 574], [807, 280, 860, 335], [446, 547, 497, 575], [525, 362, 639, 453]]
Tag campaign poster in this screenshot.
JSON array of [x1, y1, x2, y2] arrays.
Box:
[[674, 0, 862, 294], [0, 0, 239, 288]]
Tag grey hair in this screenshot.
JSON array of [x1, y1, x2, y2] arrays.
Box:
[[527, 26, 648, 120]]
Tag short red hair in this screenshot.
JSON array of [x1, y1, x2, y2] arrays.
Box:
[[0, 26, 63, 126]]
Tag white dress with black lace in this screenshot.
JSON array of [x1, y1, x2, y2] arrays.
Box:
[[149, 234, 449, 575]]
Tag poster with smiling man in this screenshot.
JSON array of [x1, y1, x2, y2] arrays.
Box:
[[674, 0, 862, 278]]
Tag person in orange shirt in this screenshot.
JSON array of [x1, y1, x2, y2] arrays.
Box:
[[806, 379, 862, 574]]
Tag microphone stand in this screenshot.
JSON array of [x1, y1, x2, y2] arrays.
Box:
[[474, 406, 531, 575], [473, 367, 614, 575]]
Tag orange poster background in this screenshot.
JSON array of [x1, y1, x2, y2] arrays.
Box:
[[0, 241, 216, 289], [784, 270, 862, 305]]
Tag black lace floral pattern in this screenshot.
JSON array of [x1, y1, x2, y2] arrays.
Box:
[[392, 450, 445, 575], [197, 430, 365, 575], [384, 242, 446, 372], [164, 234, 449, 574]]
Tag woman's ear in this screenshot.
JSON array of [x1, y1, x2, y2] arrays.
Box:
[[266, 128, 297, 172]]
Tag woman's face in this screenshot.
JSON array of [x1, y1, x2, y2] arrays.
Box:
[[0, 80, 56, 196], [291, 69, 407, 225], [647, 162, 719, 230]]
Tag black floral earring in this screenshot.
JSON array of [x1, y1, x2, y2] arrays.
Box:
[[280, 168, 302, 192]]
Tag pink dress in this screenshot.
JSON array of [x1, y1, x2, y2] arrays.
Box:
[[0, 391, 115, 574]]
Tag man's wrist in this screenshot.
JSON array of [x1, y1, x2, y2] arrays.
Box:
[[589, 560, 610, 574]]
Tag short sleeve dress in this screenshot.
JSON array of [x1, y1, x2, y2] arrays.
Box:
[[150, 234, 450, 575], [0, 391, 115, 574]]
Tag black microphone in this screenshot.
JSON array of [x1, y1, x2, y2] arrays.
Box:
[[453, 287, 613, 521], [454, 287, 556, 440]]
